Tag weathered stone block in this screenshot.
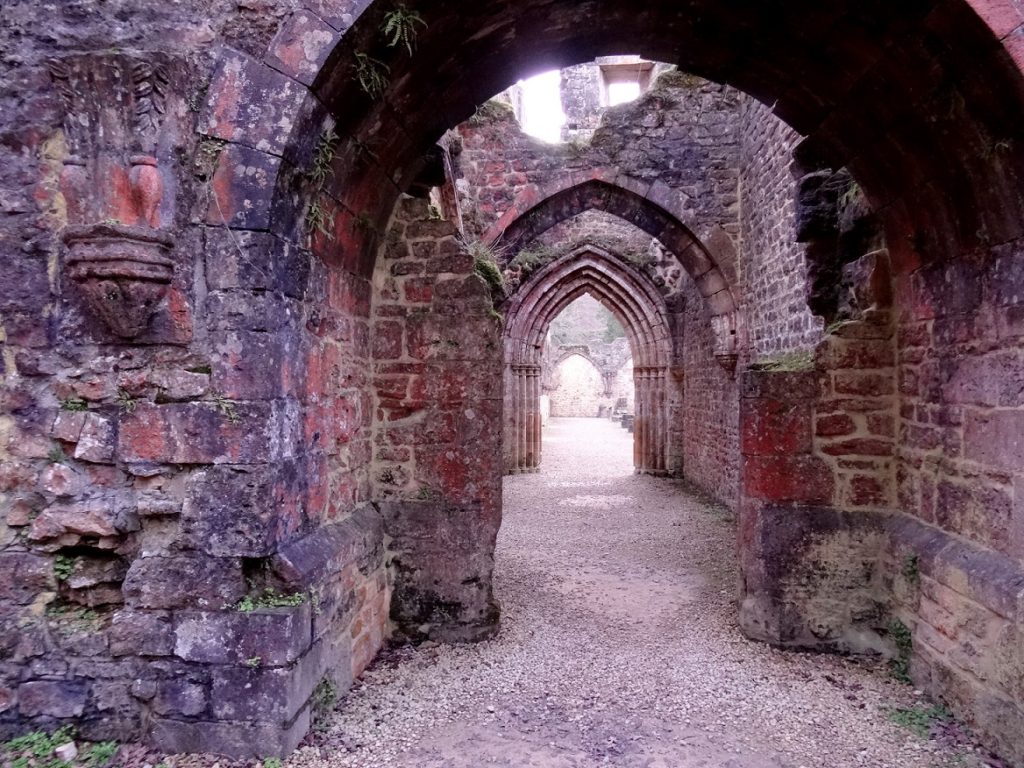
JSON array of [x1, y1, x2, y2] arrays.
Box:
[[743, 456, 834, 504], [123, 556, 246, 610], [201, 48, 306, 155], [17, 681, 87, 718], [0, 553, 56, 604], [74, 414, 115, 463], [741, 398, 812, 455], [181, 463, 301, 557], [150, 707, 311, 759], [117, 402, 290, 465], [264, 10, 339, 85], [109, 610, 175, 657]]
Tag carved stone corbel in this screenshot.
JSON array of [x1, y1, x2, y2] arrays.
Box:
[[64, 223, 175, 339], [49, 53, 178, 338], [711, 311, 741, 371]]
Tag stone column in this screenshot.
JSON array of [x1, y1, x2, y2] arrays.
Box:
[[510, 364, 542, 473]]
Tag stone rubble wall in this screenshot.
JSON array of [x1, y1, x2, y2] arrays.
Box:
[[370, 196, 503, 642], [738, 98, 824, 358]]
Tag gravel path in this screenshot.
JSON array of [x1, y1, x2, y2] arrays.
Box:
[[289, 418, 977, 768]]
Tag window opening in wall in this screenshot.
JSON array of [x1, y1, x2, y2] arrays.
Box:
[[519, 70, 566, 143], [607, 80, 641, 106]]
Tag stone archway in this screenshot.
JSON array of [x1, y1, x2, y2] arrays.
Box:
[[6, 0, 1024, 759], [484, 173, 741, 367], [503, 246, 673, 476]]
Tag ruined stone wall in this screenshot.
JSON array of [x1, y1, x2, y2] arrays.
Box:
[[738, 98, 823, 358], [0, 2, 391, 755], [370, 196, 503, 642], [560, 63, 603, 143], [456, 72, 743, 251]]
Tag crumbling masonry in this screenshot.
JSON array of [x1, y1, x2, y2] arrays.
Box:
[[1, 0, 1024, 762]]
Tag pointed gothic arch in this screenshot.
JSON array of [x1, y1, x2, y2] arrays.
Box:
[[503, 245, 673, 475]]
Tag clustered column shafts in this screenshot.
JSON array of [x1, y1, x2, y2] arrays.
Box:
[[633, 366, 669, 475], [510, 363, 543, 473]]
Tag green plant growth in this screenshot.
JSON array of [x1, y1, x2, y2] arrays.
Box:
[[46, 603, 103, 637], [305, 125, 339, 241], [354, 52, 390, 98], [509, 245, 553, 276], [466, 240, 505, 297], [887, 703, 952, 739], [381, 5, 426, 54], [2, 726, 76, 767], [81, 741, 119, 767], [311, 677, 339, 732], [263, 759, 283, 768], [889, 618, 914, 684], [306, 199, 332, 241], [60, 398, 88, 412], [754, 350, 815, 372], [46, 445, 65, 464], [246, 656, 263, 668], [469, 99, 516, 125], [902, 553, 920, 586], [237, 587, 306, 614], [53, 555, 77, 582], [416, 486, 437, 501], [211, 392, 240, 425], [116, 388, 137, 414]]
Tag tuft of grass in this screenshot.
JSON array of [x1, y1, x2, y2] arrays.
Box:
[[47, 445, 65, 464], [887, 703, 952, 739], [263, 759, 283, 768], [754, 350, 815, 372], [889, 618, 914, 684], [237, 588, 306, 614], [381, 5, 426, 54], [60, 398, 88, 412], [211, 392, 240, 425], [246, 656, 263, 668], [469, 100, 515, 125], [463, 239, 505, 296]]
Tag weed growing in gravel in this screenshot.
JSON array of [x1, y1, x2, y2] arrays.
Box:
[[311, 677, 339, 732], [1, 726, 117, 767], [887, 703, 952, 739]]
